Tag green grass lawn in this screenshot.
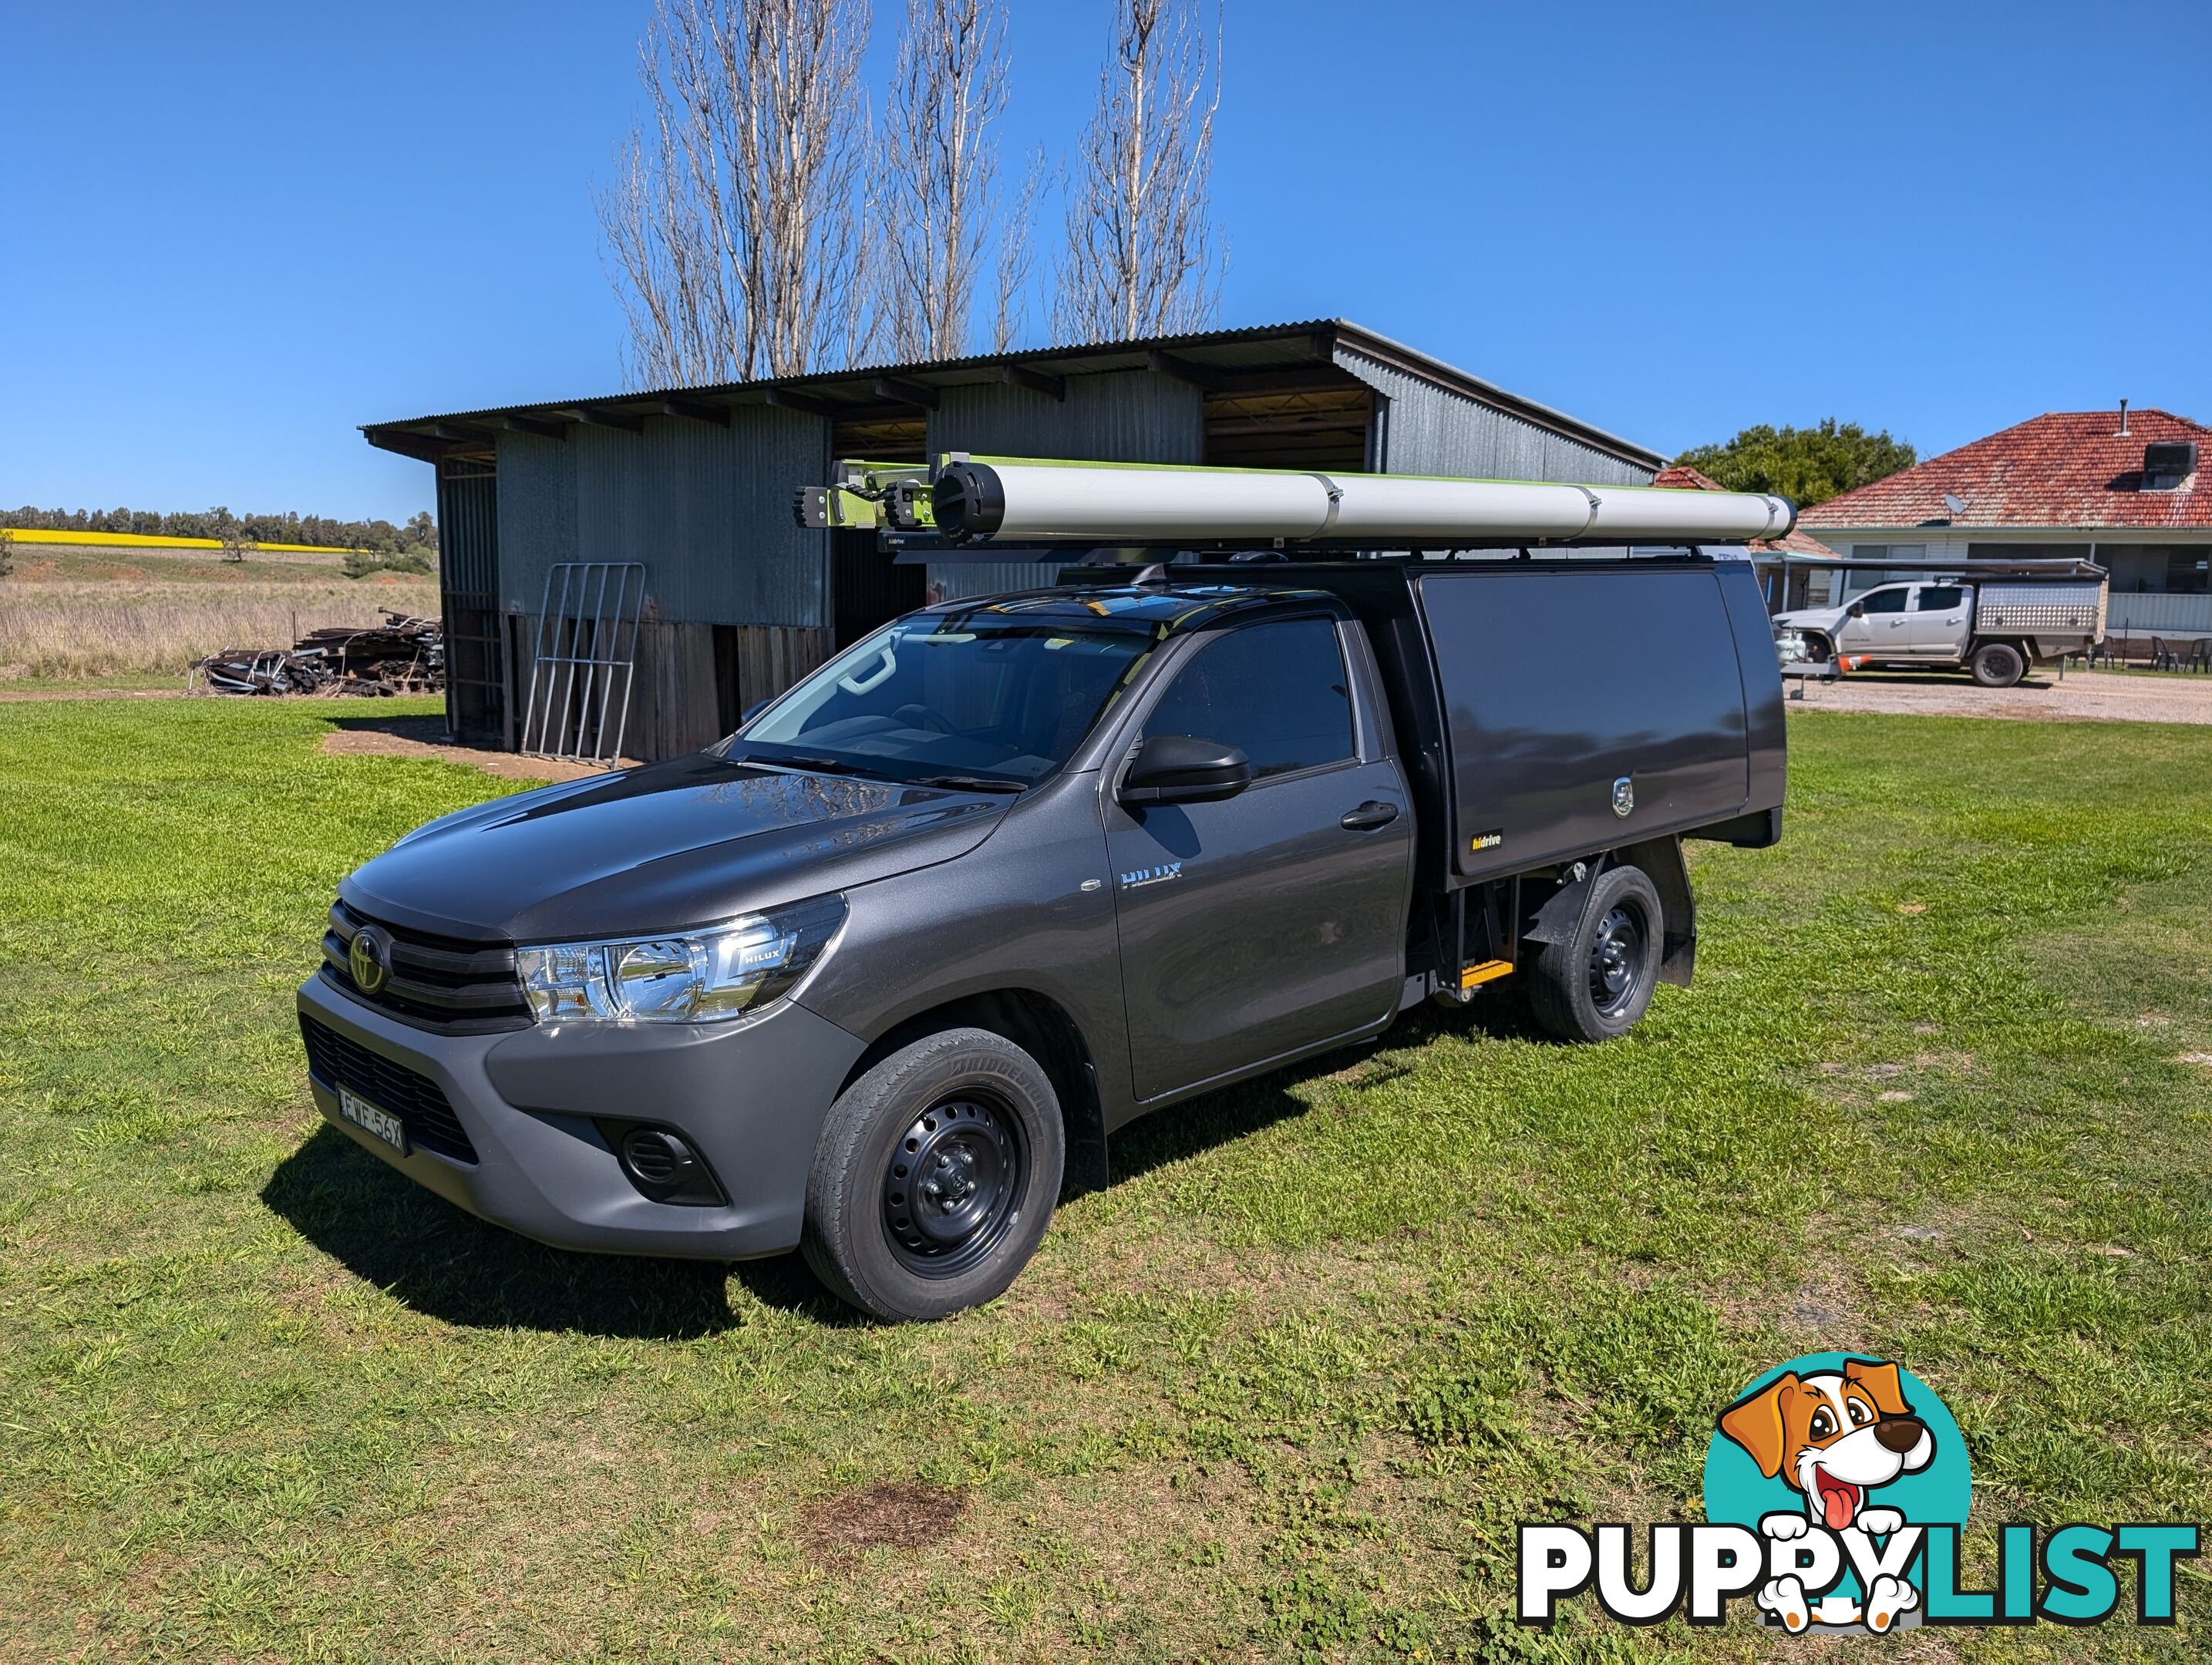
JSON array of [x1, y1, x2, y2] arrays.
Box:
[[2, 697, 2209, 1663]]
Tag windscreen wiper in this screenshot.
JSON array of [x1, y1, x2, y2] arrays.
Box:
[[742, 750, 1022, 794], [909, 775, 1025, 794], [749, 752, 892, 779]]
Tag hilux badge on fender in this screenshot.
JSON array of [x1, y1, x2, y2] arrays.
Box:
[[1612, 776, 1635, 818], [1119, 861, 1183, 890], [348, 926, 392, 995]]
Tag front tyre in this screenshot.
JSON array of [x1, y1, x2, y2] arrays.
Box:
[[1971, 641, 2026, 688], [801, 1027, 1065, 1322], [1527, 865, 1665, 1042]]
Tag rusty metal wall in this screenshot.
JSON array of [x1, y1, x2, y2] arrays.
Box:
[[1335, 345, 1654, 487], [493, 432, 577, 613], [926, 368, 1204, 460], [924, 369, 1204, 601], [435, 457, 503, 743], [494, 406, 830, 627], [435, 458, 500, 595]]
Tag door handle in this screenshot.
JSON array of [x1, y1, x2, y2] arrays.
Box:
[[1341, 800, 1400, 831]]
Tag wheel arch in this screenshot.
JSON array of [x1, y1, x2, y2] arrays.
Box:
[[1520, 838, 1696, 989], [840, 989, 1110, 1196], [1616, 836, 1697, 987]]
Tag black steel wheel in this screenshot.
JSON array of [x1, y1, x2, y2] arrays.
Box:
[[1585, 901, 1648, 1019], [1527, 864, 1665, 1042], [881, 1093, 1028, 1278], [803, 1028, 1065, 1322]]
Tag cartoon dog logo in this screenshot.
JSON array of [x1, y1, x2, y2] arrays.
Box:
[[1716, 1357, 1936, 1633]]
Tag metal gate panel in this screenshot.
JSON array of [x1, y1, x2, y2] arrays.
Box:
[[519, 562, 646, 765]]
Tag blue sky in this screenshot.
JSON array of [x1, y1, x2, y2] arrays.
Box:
[[3, 1, 2206, 522]]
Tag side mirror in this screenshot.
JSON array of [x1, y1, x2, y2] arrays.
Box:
[[1846, 600, 1866, 618], [1117, 733, 1251, 806]]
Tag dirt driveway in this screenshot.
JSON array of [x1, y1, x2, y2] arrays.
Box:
[[1788, 668, 2212, 725], [320, 714, 629, 781]]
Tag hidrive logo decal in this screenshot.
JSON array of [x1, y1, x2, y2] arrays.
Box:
[[1119, 860, 1183, 890], [1519, 1352, 2199, 1634]]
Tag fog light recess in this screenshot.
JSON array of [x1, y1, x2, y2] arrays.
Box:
[[607, 1123, 727, 1206]]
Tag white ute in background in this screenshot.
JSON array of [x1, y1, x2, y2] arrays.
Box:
[[1772, 567, 2109, 688]]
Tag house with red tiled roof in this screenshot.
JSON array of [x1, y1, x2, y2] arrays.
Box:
[[1800, 406, 2211, 640]]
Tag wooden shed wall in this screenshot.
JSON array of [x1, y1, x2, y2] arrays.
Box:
[[503, 616, 827, 764]]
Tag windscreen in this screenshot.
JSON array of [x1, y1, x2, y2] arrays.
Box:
[[729, 613, 1161, 785]]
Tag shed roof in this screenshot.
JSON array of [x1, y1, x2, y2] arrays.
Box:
[[364, 318, 1662, 473], [1800, 409, 2212, 533]]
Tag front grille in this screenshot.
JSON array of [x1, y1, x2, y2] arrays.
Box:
[[322, 900, 533, 1035], [300, 1014, 480, 1164]]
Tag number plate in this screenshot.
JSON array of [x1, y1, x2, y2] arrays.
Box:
[[337, 1085, 409, 1155]]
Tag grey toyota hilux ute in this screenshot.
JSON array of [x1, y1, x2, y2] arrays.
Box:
[[298, 554, 1785, 1321]]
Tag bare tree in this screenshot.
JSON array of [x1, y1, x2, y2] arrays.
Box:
[[878, 0, 1010, 362], [598, 0, 874, 385], [991, 146, 1049, 353], [1053, 0, 1222, 345]]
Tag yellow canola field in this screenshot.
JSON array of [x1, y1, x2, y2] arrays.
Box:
[[0, 527, 368, 555]]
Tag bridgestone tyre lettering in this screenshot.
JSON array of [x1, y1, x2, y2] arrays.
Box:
[[1527, 865, 1665, 1043], [801, 1027, 1065, 1322], [1971, 641, 2026, 688]]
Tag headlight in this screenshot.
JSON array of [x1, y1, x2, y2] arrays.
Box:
[[515, 895, 845, 1025]]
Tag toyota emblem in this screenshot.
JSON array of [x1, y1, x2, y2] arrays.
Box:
[[348, 926, 392, 995]]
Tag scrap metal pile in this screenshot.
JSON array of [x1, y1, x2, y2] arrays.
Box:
[[190, 613, 443, 697]]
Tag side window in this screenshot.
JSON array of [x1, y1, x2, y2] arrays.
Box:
[[1916, 586, 1965, 611], [1859, 587, 1910, 614], [1143, 618, 1354, 780]]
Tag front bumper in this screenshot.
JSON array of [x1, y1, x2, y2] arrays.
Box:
[[296, 973, 868, 1259]]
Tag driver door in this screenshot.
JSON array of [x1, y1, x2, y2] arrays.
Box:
[[1837, 584, 1911, 653], [1103, 617, 1412, 1103]]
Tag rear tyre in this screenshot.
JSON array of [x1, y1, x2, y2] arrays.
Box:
[[1527, 865, 1665, 1043], [801, 1027, 1065, 1323], [1971, 641, 2025, 688]]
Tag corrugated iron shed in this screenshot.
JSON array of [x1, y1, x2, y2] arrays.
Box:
[[365, 319, 1663, 758]]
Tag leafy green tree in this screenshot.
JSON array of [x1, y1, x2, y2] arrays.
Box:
[[1672, 419, 1915, 508], [342, 547, 435, 580]]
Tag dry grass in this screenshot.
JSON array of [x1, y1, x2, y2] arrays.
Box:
[[0, 578, 439, 679]]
